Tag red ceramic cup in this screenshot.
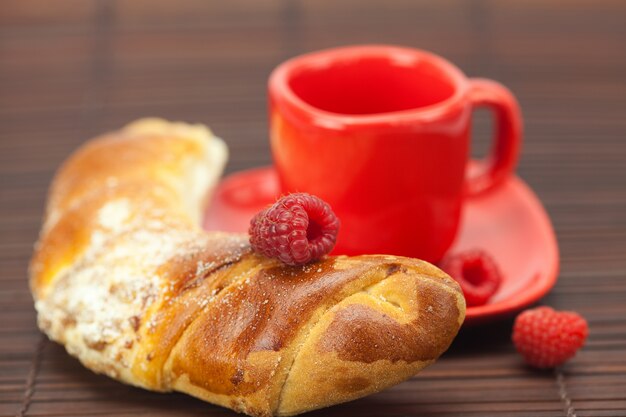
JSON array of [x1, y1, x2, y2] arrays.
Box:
[[269, 45, 522, 262]]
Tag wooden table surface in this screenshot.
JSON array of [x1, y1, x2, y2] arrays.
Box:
[[2, 1, 626, 416]]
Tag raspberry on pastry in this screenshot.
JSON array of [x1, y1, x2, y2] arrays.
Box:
[[249, 193, 339, 265]]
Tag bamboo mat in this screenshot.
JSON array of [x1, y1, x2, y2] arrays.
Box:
[[1, 1, 626, 416]]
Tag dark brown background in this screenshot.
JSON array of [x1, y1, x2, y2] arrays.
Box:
[[2, 1, 626, 416]]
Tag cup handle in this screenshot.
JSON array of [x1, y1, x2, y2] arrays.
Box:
[[465, 78, 523, 195]]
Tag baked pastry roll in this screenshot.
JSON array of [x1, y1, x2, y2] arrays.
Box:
[[30, 119, 465, 416]]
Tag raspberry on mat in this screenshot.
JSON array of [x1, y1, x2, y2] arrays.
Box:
[[249, 193, 340, 266], [512, 306, 588, 369]]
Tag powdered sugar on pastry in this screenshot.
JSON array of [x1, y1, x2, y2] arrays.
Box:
[[32, 118, 232, 384], [98, 199, 131, 231]]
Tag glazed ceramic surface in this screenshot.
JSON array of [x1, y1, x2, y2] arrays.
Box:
[[269, 45, 522, 262]]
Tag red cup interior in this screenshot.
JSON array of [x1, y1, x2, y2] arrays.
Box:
[[288, 54, 457, 115]]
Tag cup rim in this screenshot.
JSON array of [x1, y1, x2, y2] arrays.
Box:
[[269, 44, 469, 127]]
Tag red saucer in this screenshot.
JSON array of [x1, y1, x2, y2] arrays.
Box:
[[204, 166, 559, 324]]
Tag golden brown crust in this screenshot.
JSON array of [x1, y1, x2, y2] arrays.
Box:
[[30, 119, 465, 417], [274, 260, 464, 416], [318, 275, 461, 364]]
